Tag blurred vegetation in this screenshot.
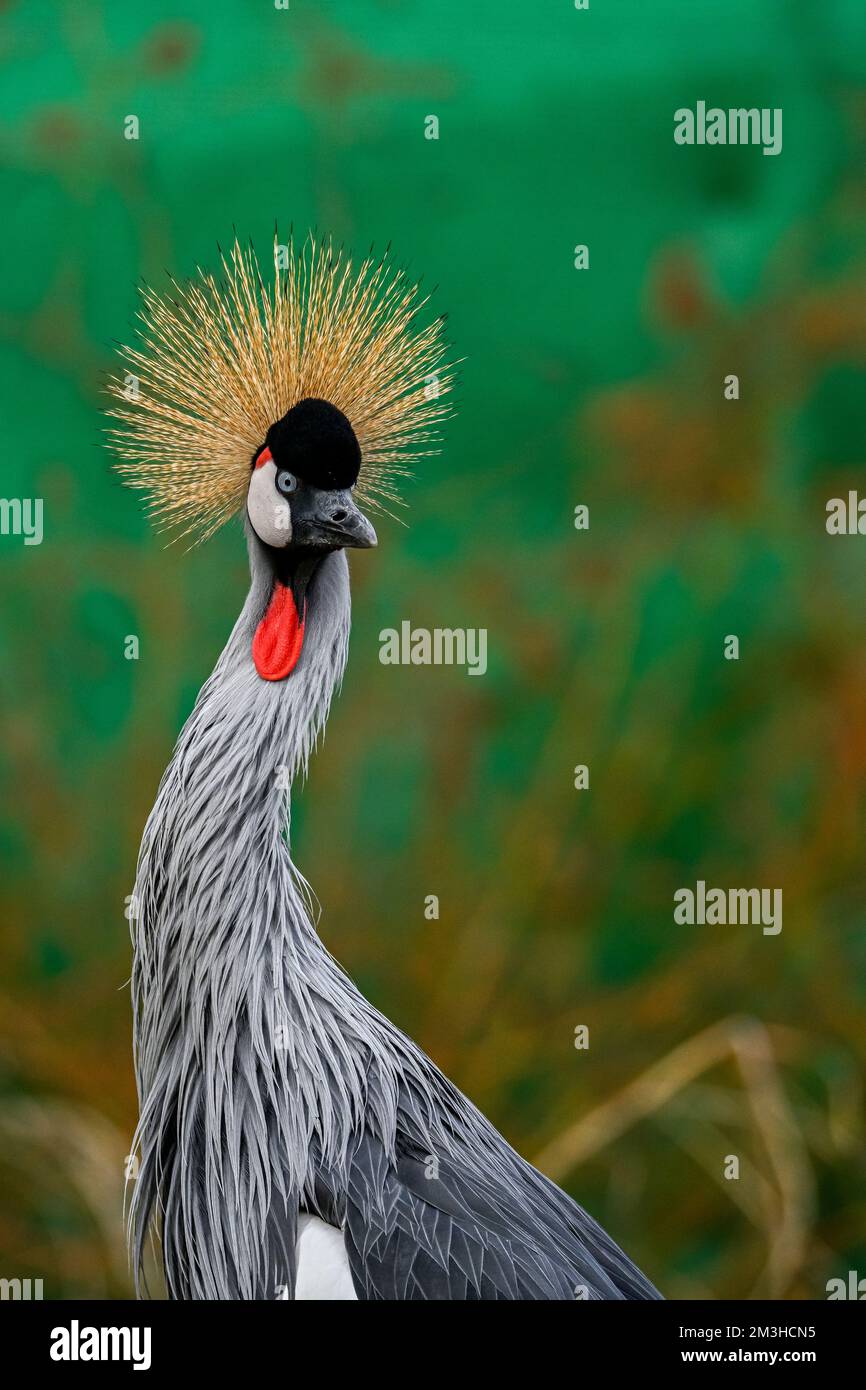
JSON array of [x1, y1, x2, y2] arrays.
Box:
[[1, 0, 866, 1298]]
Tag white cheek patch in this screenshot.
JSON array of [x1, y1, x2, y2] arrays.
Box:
[[247, 460, 292, 546]]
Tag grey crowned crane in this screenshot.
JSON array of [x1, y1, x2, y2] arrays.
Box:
[[107, 236, 661, 1302]]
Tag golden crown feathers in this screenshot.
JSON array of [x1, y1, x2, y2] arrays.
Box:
[[105, 234, 455, 544]]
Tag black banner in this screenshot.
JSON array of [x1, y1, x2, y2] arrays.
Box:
[[1, 1297, 859, 1375]]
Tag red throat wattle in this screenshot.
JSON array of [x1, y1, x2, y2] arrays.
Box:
[[252, 582, 306, 680]]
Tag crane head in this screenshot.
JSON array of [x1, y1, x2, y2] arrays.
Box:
[[246, 397, 377, 553], [245, 397, 377, 680]]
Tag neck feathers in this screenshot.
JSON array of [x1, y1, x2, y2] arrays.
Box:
[[216, 532, 352, 791], [127, 538, 359, 1298]]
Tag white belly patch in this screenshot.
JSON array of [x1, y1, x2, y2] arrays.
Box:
[[294, 1214, 358, 1300]]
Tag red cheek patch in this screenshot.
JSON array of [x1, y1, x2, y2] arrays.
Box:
[[252, 582, 306, 680], [254, 445, 273, 469]]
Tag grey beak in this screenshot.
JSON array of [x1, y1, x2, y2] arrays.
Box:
[[328, 492, 378, 549], [292, 488, 378, 551]]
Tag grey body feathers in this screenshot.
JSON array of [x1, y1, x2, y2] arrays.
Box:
[[128, 528, 660, 1301]]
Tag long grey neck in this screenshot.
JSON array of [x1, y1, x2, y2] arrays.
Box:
[[128, 531, 383, 1298], [132, 530, 352, 1016], [132, 527, 354, 1038]]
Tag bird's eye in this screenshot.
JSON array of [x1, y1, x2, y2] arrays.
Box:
[[276, 470, 297, 496]]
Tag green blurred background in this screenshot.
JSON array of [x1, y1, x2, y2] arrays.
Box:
[[2, 0, 866, 1299]]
